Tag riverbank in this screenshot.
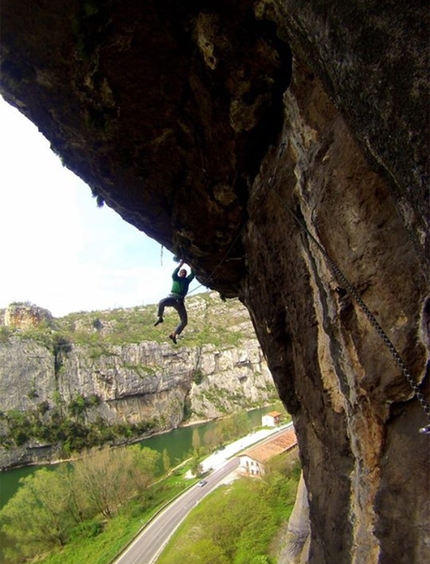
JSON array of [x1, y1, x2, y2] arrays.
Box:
[[178, 402, 279, 430], [0, 403, 283, 472], [0, 417, 293, 564]]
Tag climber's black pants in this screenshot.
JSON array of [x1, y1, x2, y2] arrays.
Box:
[[157, 296, 188, 335]]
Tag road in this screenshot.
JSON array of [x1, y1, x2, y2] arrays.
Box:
[[114, 458, 239, 564]]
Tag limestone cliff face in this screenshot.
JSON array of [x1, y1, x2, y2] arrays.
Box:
[[0, 337, 271, 422], [245, 63, 429, 563], [4, 303, 53, 329], [1, 1, 428, 562], [0, 294, 274, 468], [57, 339, 272, 425]]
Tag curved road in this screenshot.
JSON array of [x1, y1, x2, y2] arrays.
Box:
[[115, 458, 239, 564]]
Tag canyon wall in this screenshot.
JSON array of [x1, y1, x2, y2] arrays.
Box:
[[0, 294, 275, 469]]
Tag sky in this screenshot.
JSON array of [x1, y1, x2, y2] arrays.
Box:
[[0, 97, 204, 317]]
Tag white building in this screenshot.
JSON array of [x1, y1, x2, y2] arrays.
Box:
[[239, 427, 297, 477], [262, 410, 282, 427]]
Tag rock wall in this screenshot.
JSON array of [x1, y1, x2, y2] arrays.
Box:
[[4, 303, 53, 329], [57, 339, 273, 425], [0, 296, 275, 469], [243, 59, 429, 563], [0, 1, 428, 562]]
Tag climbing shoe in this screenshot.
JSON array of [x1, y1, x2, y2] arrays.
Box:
[[154, 317, 163, 326], [169, 334, 177, 345]]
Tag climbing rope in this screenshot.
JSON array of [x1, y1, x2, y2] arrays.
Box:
[[264, 142, 430, 427]]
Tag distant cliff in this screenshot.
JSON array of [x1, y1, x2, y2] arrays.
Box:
[[0, 293, 276, 469]]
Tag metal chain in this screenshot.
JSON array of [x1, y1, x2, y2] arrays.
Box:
[[270, 186, 430, 425], [321, 247, 430, 420], [186, 137, 430, 427]]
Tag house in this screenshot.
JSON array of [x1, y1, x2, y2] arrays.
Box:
[[262, 410, 282, 427], [239, 427, 297, 477]]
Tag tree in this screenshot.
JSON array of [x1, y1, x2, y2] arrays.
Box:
[[192, 428, 201, 456], [203, 425, 223, 451], [68, 394, 87, 418], [72, 446, 128, 518], [56, 464, 91, 524], [219, 413, 241, 443], [129, 445, 160, 492], [162, 448, 171, 474], [219, 412, 252, 443], [71, 444, 160, 519], [189, 456, 204, 478], [231, 411, 251, 437], [0, 468, 74, 561]]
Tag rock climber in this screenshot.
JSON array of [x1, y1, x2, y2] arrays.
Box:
[[154, 260, 195, 344]]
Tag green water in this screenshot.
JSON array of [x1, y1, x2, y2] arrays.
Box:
[[0, 405, 275, 561], [142, 405, 271, 471]]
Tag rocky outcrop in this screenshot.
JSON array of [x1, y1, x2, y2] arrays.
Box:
[[0, 443, 64, 472], [1, 2, 428, 562], [244, 60, 429, 564], [280, 472, 310, 564], [4, 303, 53, 329]]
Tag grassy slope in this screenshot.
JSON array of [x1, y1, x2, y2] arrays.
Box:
[[55, 291, 254, 348]]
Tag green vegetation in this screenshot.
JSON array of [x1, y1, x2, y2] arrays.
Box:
[[0, 444, 168, 564], [2, 292, 251, 350], [0, 292, 264, 453], [55, 292, 251, 348], [190, 411, 258, 455], [0, 292, 259, 440], [0, 326, 11, 344], [192, 368, 204, 385], [37, 464, 199, 564], [192, 381, 279, 416], [157, 453, 301, 564], [1, 427, 300, 564], [188, 408, 290, 460], [0, 404, 155, 454]]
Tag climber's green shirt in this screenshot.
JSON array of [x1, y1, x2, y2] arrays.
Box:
[[170, 266, 195, 298]]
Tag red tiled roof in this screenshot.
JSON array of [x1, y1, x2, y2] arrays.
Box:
[[265, 411, 282, 417], [242, 428, 297, 464]]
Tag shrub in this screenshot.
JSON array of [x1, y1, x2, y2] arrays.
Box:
[[193, 369, 204, 385]]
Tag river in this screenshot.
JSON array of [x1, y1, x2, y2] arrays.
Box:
[[0, 405, 278, 561]]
